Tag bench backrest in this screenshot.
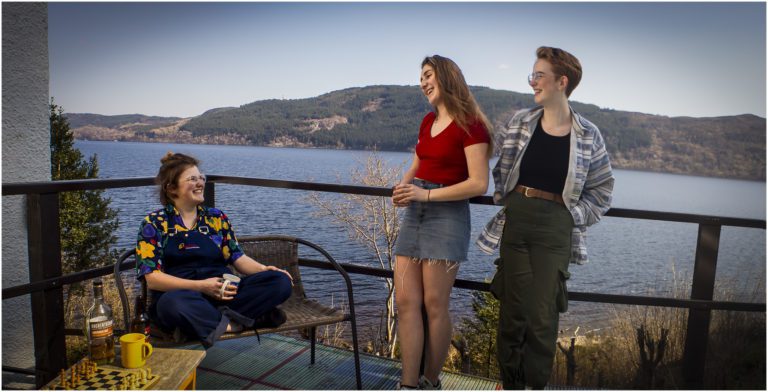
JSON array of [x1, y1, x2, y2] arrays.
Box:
[[237, 235, 306, 300]]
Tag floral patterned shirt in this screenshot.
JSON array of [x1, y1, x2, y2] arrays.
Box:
[[135, 204, 245, 278]]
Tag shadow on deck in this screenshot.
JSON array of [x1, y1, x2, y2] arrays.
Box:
[[178, 334, 502, 390]]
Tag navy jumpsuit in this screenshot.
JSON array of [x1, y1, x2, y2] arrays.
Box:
[[136, 205, 292, 348]]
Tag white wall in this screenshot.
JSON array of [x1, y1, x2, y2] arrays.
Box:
[[2, 2, 50, 369]]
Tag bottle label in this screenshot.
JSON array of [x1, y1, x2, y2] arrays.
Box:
[[89, 316, 114, 338]]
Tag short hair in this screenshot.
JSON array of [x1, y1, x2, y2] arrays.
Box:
[[536, 46, 582, 97], [155, 152, 200, 206]]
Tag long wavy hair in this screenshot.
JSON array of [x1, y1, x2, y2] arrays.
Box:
[[421, 55, 493, 140]]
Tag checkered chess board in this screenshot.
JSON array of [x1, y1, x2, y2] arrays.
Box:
[[48, 361, 159, 390]]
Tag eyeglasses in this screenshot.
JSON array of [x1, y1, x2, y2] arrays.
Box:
[[528, 72, 547, 84], [184, 174, 207, 183]]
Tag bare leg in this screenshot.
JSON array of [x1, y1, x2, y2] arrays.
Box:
[[395, 256, 425, 387], [422, 260, 459, 384]]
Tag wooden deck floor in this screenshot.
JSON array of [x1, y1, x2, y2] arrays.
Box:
[[3, 335, 603, 390], [177, 334, 502, 390]]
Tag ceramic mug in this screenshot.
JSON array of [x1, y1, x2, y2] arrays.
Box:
[[120, 333, 153, 368], [219, 273, 241, 298]]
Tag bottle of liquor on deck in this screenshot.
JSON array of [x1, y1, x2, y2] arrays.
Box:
[[85, 279, 115, 365], [130, 295, 151, 341]]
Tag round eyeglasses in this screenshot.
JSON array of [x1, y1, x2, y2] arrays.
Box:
[[527, 72, 546, 84], [184, 174, 207, 183]]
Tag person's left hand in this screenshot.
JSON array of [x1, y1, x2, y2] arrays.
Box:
[[392, 183, 429, 203], [265, 265, 294, 286]]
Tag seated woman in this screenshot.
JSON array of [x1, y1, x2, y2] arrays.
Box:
[[135, 152, 293, 348]]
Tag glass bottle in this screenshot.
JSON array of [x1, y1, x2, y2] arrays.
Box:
[[85, 279, 115, 365], [129, 295, 150, 341]]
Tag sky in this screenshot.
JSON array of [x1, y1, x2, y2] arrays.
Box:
[[48, 2, 766, 119]]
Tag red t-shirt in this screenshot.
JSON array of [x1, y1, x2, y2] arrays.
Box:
[[414, 112, 490, 186]]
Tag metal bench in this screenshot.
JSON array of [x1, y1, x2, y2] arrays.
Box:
[[113, 235, 362, 389]]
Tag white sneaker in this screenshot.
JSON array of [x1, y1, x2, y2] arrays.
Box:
[[418, 375, 442, 390], [396, 382, 419, 390]]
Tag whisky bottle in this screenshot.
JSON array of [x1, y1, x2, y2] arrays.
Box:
[[85, 279, 115, 365]]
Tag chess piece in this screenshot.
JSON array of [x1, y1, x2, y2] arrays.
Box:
[[140, 369, 147, 384], [59, 369, 66, 389], [146, 367, 152, 379]]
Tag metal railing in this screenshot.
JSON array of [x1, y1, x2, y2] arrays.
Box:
[[3, 175, 765, 388]]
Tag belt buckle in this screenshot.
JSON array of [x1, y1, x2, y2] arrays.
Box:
[[523, 186, 534, 198]]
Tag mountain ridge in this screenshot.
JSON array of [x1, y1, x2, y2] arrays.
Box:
[[68, 85, 766, 181]]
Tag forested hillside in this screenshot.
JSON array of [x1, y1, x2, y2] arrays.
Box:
[[70, 85, 766, 180]]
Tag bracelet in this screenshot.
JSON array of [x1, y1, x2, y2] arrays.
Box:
[[427, 189, 431, 202]]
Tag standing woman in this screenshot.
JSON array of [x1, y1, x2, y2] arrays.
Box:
[[392, 55, 492, 390], [135, 152, 293, 348], [477, 47, 614, 389]]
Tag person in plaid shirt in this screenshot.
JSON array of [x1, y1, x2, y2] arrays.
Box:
[[478, 47, 614, 389]]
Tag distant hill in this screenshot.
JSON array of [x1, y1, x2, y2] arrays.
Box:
[[69, 85, 766, 181], [68, 113, 182, 130]]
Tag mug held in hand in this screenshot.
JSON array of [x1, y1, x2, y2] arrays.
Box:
[[219, 273, 241, 298]]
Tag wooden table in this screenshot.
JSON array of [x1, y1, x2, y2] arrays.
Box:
[[43, 347, 206, 390], [133, 347, 206, 390]]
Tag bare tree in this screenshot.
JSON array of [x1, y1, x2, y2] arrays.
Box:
[[307, 152, 405, 357]]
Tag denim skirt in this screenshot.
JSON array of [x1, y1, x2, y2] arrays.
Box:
[[393, 179, 471, 263]]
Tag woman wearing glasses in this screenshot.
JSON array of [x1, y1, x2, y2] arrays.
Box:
[[135, 152, 293, 348], [392, 55, 492, 390], [477, 47, 614, 389]]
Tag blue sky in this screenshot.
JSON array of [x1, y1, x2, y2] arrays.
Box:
[[49, 2, 766, 119]]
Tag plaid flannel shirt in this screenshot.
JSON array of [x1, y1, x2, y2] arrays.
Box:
[[476, 106, 614, 264]]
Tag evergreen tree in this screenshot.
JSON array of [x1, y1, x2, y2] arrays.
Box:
[[50, 100, 120, 276], [454, 290, 500, 378]]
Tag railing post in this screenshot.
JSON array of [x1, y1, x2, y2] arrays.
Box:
[[204, 181, 215, 208], [26, 193, 67, 388], [682, 223, 721, 388]]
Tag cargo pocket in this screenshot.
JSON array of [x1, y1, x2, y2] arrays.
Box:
[[556, 269, 570, 313], [489, 258, 504, 300]]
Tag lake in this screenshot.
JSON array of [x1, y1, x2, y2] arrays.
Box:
[[76, 140, 766, 334]]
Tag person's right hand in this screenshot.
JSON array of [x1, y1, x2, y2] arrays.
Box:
[[199, 277, 237, 301]]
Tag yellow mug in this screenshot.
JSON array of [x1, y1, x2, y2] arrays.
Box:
[[120, 333, 153, 368]]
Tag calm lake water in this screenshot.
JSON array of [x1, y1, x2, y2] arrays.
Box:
[[76, 140, 766, 333]]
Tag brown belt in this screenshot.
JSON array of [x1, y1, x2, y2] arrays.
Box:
[[513, 185, 565, 205]]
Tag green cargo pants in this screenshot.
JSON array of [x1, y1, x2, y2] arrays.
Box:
[[490, 192, 573, 389]]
